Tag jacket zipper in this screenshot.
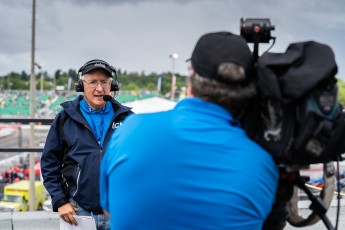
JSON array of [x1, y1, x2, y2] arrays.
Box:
[[99, 116, 117, 162], [72, 164, 81, 197], [100, 149, 103, 163]]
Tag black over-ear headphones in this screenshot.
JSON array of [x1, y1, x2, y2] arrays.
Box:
[[75, 59, 120, 92]]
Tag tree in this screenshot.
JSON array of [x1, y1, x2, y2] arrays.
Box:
[[54, 70, 62, 80], [125, 83, 140, 91], [146, 83, 156, 91], [68, 69, 78, 81], [20, 71, 29, 81], [0, 69, 188, 96], [337, 78, 345, 106]]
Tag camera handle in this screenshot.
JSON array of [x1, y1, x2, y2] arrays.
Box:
[[252, 36, 260, 61], [296, 175, 335, 230], [252, 35, 276, 62]]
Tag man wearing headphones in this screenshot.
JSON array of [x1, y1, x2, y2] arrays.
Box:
[[41, 59, 133, 230]]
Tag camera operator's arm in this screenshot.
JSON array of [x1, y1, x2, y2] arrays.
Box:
[[262, 171, 295, 230]]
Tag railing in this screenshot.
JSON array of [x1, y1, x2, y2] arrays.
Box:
[[0, 117, 55, 212], [0, 118, 53, 153]]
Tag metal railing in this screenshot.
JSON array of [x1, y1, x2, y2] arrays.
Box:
[[0, 118, 53, 153], [0, 117, 54, 212]]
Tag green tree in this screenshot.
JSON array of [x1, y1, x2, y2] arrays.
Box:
[[54, 70, 62, 80], [337, 78, 345, 106], [125, 83, 140, 91], [68, 69, 78, 81], [146, 82, 156, 91], [0, 69, 188, 96], [20, 71, 29, 81]]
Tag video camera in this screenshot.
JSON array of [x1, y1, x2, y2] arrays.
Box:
[[239, 17, 345, 170], [239, 18, 345, 230]]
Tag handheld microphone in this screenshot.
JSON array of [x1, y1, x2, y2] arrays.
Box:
[[103, 95, 113, 102]]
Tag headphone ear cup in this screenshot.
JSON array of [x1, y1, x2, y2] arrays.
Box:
[[111, 80, 119, 92], [75, 79, 84, 92]]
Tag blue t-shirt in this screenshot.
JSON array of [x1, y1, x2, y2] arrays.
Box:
[[100, 97, 279, 230], [80, 99, 114, 146]]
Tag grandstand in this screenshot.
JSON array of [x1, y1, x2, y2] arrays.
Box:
[[0, 90, 158, 117]]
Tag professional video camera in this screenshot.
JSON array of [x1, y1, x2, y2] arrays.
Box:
[[240, 18, 345, 230]]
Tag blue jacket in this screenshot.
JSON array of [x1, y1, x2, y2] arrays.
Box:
[[41, 95, 132, 213], [100, 97, 279, 229]]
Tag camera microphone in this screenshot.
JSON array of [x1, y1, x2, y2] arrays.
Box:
[[103, 95, 113, 102]]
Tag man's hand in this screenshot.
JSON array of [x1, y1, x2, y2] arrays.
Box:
[[58, 202, 78, 226], [103, 209, 110, 219]]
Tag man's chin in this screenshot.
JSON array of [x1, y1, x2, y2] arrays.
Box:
[[93, 99, 106, 106]]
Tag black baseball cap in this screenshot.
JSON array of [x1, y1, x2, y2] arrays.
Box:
[[78, 59, 115, 78], [190, 31, 254, 83]]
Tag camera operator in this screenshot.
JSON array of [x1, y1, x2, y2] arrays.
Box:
[[100, 31, 279, 229]]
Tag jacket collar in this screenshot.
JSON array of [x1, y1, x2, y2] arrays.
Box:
[[61, 95, 132, 121], [175, 97, 240, 127]]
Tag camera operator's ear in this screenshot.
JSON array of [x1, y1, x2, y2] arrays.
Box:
[[187, 65, 195, 77], [186, 72, 196, 97], [186, 84, 193, 97]]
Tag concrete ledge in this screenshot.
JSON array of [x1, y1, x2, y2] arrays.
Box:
[[0, 212, 12, 230], [0, 207, 343, 229], [0, 211, 59, 230]]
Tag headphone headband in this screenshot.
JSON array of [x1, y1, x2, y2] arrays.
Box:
[[78, 59, 117, 79], [75, 59, 119, 93]]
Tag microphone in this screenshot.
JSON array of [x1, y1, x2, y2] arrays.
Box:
[[103, 95, 113, 102]]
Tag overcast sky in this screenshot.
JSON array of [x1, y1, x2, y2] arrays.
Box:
[[1, 0, 345, 80]]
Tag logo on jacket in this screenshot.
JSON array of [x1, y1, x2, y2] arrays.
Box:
[[112, 122, 123, 129]]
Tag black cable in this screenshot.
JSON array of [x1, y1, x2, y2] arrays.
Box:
[[265, 37, 276, 53], [297, 176, 335, 230], [335, 156, 341, 230]]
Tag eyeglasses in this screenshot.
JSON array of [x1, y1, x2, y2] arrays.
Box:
[[83, 80, 111, 88]]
